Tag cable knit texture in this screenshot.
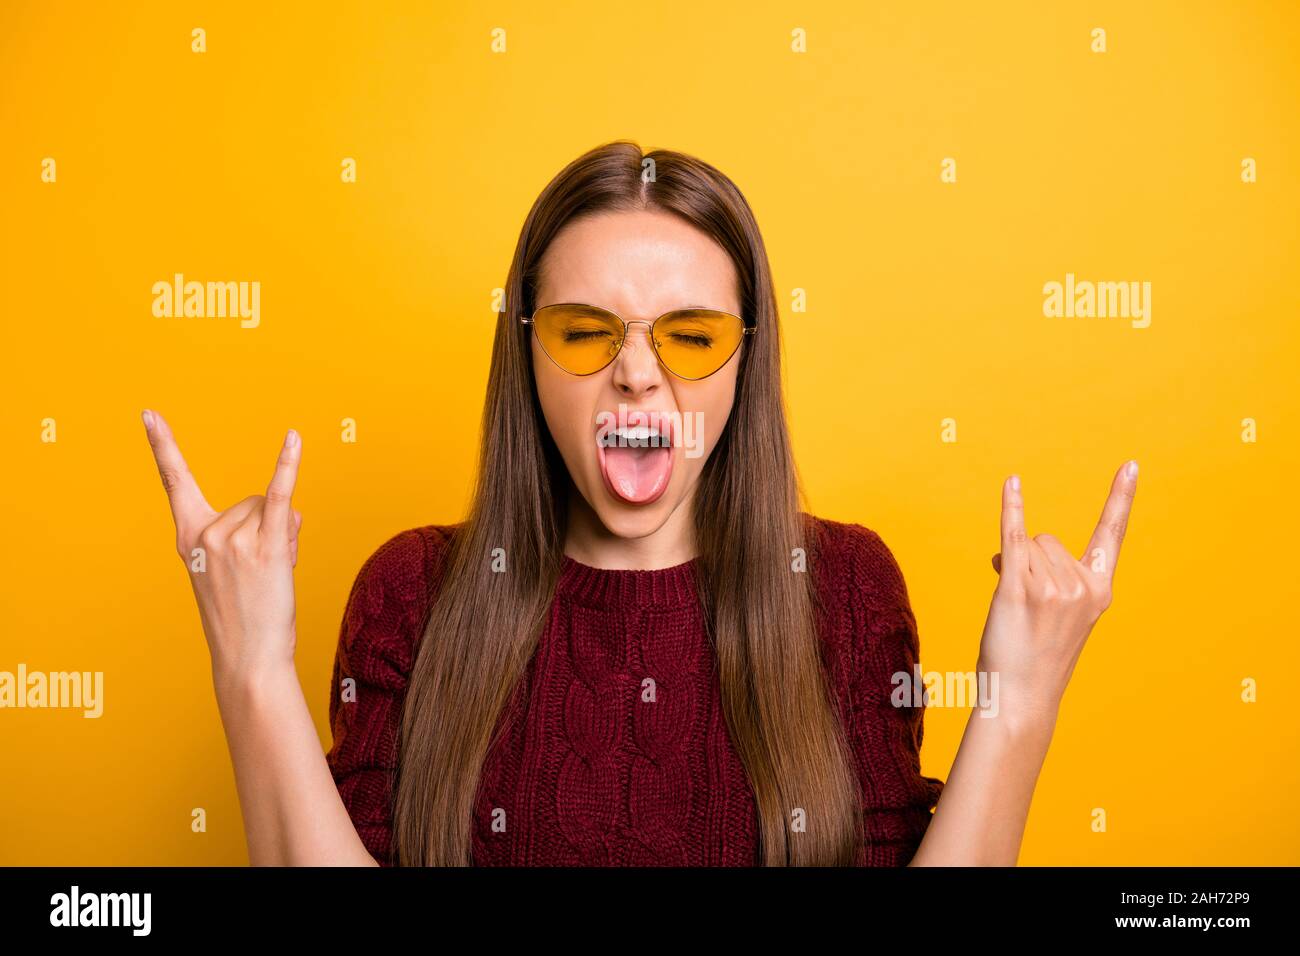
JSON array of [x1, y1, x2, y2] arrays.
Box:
[[326, 515, 945, 866]]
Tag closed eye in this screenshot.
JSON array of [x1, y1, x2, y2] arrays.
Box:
[[666, 331, 713, 349], [563, 328, 616, 342]]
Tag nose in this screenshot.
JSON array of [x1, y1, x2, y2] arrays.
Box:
[[610, 320, 665, 397]]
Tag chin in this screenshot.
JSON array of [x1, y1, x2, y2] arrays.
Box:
[[588, 494, 680, 539]]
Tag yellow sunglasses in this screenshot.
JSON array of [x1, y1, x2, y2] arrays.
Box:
[[522, 303, 755, 380]]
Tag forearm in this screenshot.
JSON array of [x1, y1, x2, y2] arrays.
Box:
[[213, 662, 379, 867], [908, 705, 1056, 866]]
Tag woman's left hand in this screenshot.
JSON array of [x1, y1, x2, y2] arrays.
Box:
[[975, 461, 1138, 728]]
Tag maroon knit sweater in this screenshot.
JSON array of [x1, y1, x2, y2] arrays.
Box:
[[325, 514, 944, 866]]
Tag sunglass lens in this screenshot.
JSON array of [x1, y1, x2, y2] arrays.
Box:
[[653, 310, 746, 379], [532, 305, 624, 375]]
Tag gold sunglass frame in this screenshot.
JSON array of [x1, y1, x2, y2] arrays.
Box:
[[521, 303, 756, 381]]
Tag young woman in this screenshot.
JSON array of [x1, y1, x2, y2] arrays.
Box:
[[142, 141, 1137, 866]]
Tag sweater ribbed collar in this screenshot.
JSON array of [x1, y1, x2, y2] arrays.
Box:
[[556, 553, 700, 609]]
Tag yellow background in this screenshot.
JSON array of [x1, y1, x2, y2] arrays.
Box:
[[1, 1, 1296, 865]]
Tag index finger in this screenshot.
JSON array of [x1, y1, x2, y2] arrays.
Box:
[[1081, 460, 1138, 579], [142, 409, 213, 534], [262, 429, 301, 534], [999, 474, 1028, 581]]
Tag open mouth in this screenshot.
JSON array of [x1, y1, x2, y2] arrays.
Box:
[[595, 415, 675, 505]]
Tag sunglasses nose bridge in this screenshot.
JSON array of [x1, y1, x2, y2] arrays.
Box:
[[617, 318, 656, 346], [612, 318, 660, 363]]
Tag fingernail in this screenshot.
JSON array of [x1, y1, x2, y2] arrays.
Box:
[[141, 409, 154, 432], [285, 429, 299, 449], [1010, 474, 1020, 492], [1126, 460, 1139, 479]]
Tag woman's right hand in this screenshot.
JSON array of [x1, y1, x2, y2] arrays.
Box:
[[143, 410, 377, 866], [142, 409, 304, 686]]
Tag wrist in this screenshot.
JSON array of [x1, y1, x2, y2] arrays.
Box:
[[985, 700, 1059, 748], [212, 655, 298, 704], [974, 661, 1061, 737]]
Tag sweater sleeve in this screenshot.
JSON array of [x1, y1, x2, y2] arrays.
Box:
[[325, 527, 443, 867], [814, 519, 946, 866]]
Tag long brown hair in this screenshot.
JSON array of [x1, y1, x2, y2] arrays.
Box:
[[392, 140, 862, 865]]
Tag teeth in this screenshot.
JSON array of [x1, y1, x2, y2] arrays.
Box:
[[599, 425, 669, 448]]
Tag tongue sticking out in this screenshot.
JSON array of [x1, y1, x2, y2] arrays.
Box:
[[601, 443, 672, 504]]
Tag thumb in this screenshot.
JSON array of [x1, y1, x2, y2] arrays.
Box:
[[991, 552, 1002, 574]]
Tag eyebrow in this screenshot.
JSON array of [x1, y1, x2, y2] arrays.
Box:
[[533, 302, 733, 317]]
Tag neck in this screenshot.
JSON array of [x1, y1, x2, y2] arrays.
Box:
[[562, 482, 697, 570]]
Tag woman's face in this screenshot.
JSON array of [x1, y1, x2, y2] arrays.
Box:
[[531, 208, 744, 541]]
